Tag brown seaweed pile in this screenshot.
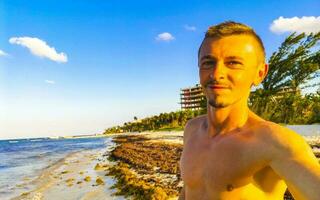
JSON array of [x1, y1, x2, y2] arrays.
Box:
[[110, 135, 182, 174], [107, 135, 183, 199]]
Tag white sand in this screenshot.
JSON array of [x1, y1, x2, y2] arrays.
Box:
[[11, 148, 125, 200], [113, 131, 184, 144]]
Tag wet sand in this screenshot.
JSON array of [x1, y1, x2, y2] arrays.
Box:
[[11, 144, 125, 200]]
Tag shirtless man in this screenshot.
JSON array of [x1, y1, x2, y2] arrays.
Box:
[[179, 21, 320, 200]]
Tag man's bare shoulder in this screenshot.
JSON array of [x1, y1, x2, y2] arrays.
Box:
[[185, 114, 207, 130], [263, 123, 320, 200], [255, 121, 314, 159], [183, 114, 207, 143]]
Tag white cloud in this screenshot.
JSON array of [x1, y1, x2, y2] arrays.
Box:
[[184, 24, 196, 31], [0, 49, 9, 57], [45, 80, 55, 84], [156, 32, 175, 41], [9, 37, 68, 63], [270, 16, 320, 34]]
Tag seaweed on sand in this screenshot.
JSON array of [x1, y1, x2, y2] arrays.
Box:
[[107, 135, 183, 199]]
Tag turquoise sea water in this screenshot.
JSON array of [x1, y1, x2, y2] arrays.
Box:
[[0, 137, 112, 199]]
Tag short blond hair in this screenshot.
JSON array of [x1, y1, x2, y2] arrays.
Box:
[[198, 21, 265, 59]]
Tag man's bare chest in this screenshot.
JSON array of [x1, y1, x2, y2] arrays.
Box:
[[180, 131, 270, 191]]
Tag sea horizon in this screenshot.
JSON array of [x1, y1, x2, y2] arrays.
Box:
[[1, 123, 319, 141]]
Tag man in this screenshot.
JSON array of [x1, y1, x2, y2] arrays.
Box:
[[179, 21, 320, 200]]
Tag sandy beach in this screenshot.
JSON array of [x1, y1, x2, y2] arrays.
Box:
[[106, 131, 183, 200], [10, 141, 124, 200], [9, 131, 184, 200]]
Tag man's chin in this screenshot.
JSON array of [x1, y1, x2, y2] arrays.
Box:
[[208, 100, 229, 108]]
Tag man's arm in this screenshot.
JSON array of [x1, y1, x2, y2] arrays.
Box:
[[268, 125, 320, 200]]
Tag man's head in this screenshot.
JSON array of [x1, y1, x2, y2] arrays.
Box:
[[198, 21, 268, 108]]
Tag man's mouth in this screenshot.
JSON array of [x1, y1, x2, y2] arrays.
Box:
[[208, 85, 229, 89]]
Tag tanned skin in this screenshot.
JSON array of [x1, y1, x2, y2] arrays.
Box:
[[178, 35, 320, 200]]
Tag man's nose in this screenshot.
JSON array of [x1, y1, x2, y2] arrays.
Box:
[[209, 61, 226, 80]]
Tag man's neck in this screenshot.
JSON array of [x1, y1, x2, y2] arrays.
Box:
[[206, 99, 249, 137]]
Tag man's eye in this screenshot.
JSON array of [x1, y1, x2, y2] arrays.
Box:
[[227, 61, 242, 66], [201, 61, 216, 68]]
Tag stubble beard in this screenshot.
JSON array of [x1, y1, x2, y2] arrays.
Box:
[[205, 90, 231, 108], [207, 93, 246, 109], [208, 98, 229, 108], [203, 80, 232, 109]]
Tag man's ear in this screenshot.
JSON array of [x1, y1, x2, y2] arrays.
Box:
[[253, 63, 268, 86]]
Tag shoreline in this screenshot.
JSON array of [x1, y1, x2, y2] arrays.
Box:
[[10, 140, 124, 200]]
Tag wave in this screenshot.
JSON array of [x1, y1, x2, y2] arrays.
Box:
[[0, 165, 10, 170], [30, 139, 43, 142]]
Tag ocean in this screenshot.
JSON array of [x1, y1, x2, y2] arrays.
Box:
[[286, 124, 320, 136], [0, 136, 112, 200]]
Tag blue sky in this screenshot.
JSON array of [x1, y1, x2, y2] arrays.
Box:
[[0, 0, 319, 139]]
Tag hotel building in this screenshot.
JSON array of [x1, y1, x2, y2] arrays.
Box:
[[180, 84, 206, 110]]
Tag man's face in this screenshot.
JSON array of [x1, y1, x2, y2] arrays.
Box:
[[198, 34, 265, 108]]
